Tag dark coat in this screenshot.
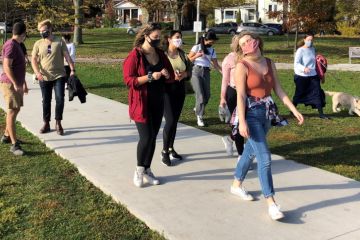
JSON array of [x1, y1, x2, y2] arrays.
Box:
[[68, 75, 87, 103]]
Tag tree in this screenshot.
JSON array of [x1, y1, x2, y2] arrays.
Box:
[[269, 0, 336, 51], [73, 0, 84, 45], [335, 0, 360, 27], [202, 0, 246, 23], [132, 0, 162, 23]]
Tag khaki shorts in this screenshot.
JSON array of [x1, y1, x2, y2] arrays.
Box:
[[0, 82, 24, 109]]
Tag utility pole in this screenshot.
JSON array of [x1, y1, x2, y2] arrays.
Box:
[[195, 0, 200, 44], [4, 0, 8, 42]]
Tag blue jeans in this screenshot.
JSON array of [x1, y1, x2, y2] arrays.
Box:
[[234, 104, 274, 198], [39, 77, 65, 122]]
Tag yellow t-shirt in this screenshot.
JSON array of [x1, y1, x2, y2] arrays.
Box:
[[167, 54, 186, 73], [32, 36, 69, 81]]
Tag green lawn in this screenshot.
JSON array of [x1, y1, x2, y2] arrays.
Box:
[[77, 63, 360, 181], [0, 112, 165, 239], [2, 28, 360, 63]]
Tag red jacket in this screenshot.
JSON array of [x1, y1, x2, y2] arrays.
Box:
[[123, 47, 175, 123]]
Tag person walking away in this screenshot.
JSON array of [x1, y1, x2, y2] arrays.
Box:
[[188, 31, 222, 127], [123, 23, 175, 187], [62, 33, 76, 87], [293, 32, 329, 119], [0, 22, 28, 155], [231, 32, 304, 220], [161, 30, 192, 166], [220, 35, 245, 157], [31, 19, 75, 135]]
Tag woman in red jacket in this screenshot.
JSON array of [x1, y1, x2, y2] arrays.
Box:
[[123, 23, 175, 188]]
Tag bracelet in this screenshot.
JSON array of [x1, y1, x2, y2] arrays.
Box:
[[147, 71, 153, 83]]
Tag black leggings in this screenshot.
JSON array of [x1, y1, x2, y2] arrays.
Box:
[[135, 85, 164, 169], [163, 82, 185, 151], [226, 86, 244, 155]]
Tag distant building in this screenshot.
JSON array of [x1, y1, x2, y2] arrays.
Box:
[[112, 0, 198, 30], [114, 1, 143, 24], [214, 0, 283, 24]]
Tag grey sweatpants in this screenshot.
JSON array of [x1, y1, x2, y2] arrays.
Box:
[[191, 65, 211, 116]]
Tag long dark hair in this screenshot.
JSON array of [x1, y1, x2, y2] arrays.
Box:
[[134, 22, 162, 48], [197, 31, 219, 54], [162, 30, 182, 51]]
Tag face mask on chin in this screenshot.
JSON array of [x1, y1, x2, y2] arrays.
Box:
[[172, 38, 183, 48], [147, 37, 160, 48], [40, 30, 50, 39], [241, 39, 259, 55]]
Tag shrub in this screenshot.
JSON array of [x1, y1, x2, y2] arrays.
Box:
[[129, 19, 141, 28], [159, 22, 173, 30], [236, 11, 242, 24], [206, 14, 215, 28], [337, 22, 360, 37]]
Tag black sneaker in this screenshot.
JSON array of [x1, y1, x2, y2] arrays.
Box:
[[1, 135, 11, 144], [169, 148, 182, 160], [161, 151, 172, 166], [10, 142, 24, 156], [319, 114, 331, 120]]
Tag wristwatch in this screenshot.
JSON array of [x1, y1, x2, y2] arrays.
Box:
[[147, 71, 153, 83]]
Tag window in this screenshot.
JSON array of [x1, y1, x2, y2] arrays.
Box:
[[274, 5, 277, 11], [224, 10, 235, 19], [131, 9, 138, 19], [248, 9, 255, 21], [269, 5, 272, 11]]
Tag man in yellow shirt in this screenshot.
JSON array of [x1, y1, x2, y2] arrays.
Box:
[[31, 19, 75, 135]]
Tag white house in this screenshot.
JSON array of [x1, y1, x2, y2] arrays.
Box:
[[258, 0, 283, 23], [214, 0, 283, 24], [113, 0, 143, 24], [214, 4, 257, 24]]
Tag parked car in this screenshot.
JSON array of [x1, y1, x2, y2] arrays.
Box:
[[236, 22, 280, 36], [263, 23, 283, 34], [127, 26, 141, 35], [0, 22, 12, 34], [206, 22, 238, 35]]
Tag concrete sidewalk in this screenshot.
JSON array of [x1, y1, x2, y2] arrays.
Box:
[[1, 73, 360, 240]]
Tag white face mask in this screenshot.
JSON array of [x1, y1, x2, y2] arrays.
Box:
[[172, 38, 183, 48]]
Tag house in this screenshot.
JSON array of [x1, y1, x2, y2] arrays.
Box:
[[214, 4, 257, 24], [214, 0, 283, 24], [113, 1, 144, 24], [112, 0, 198, 30], [258, 0, 283, 23]]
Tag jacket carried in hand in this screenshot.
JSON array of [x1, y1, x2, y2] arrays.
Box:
[[68, 75, 87, 103], [123, 47, 175, 123]]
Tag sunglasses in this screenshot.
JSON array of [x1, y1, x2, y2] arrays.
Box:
[[47, 45, 51, 55]]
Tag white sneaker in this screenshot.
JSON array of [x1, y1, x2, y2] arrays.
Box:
[[144, 168, 160, 185], [222, 136, 233, 156], [268, 203, 285, 220], [133, 166, 145, 187], [197, 115, 205, 127], [230, 186, 254, 201]]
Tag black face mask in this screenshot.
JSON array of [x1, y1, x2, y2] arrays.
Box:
[[205, 44, 212, 48], [148, 38, 160, 48], [40, 30, 50, 39]]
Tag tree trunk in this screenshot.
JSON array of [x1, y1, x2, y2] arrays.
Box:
[[73, 0, 84, 45], [294, 24, 299, 54]]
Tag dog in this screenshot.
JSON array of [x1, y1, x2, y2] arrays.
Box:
[[218, 105, 231, 123], [325, 91, 360, 116]]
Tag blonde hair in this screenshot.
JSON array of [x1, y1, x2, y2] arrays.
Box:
[[134, 23, 162, 48], [236, 31, 264, 57], [38, 19, 52, 31]]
